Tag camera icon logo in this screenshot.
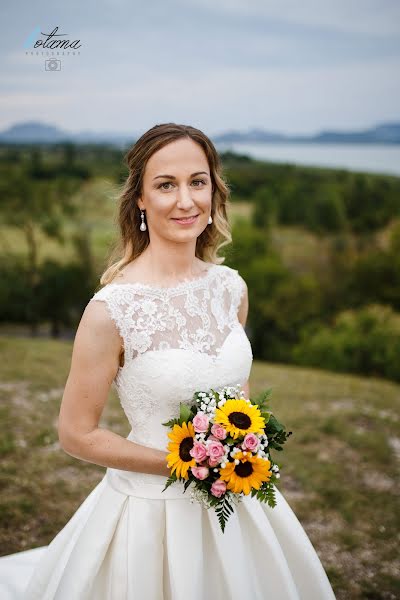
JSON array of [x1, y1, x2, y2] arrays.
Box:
[[45, 59, 61, 71]]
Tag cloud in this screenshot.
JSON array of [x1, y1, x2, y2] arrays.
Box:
[[0, 0, 399, 132], [177, 0, 400, 36]]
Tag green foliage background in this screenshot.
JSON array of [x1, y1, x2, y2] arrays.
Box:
[[1, 143, 400, 381]]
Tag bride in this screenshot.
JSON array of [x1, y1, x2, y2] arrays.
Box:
[[0, 122, 336, 599]]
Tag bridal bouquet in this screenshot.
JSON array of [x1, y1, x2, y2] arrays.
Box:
[[161, 384, 292, 532]]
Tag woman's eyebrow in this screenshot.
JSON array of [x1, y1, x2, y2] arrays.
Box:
[[153, 171, 209, 181]]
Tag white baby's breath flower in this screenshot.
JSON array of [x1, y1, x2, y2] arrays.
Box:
[[189, 487, 213, 509], [228, 490, 244, 506], [234, 459, 240, 465]]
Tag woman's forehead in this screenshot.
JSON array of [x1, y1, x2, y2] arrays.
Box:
[[145, 139, 209, 176]]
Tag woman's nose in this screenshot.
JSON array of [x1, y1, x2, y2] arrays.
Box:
[[176, 184, 195, 208]]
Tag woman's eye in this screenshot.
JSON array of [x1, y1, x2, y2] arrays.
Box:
[[158, 179, 206, 190]]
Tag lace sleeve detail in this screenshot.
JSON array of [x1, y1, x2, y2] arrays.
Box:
[[89, 285, 130, 357], [230, 270, 247, 318]]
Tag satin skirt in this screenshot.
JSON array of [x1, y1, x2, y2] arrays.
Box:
[[0, 468, 336, 599]]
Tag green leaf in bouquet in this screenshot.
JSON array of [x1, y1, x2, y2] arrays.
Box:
[[268, 428, 293, 451], [214, 494, 235, 533], [250, 481, 277, 508], [260, 411, 272, 424], [179, 402, 194, 424], [161, 472, 178, 492], [225, 436, 237, 445], [208, 388, 220, 402], [251, 388, 273, 410], [161, 417, 181, 427], [265, 413, 285, 434], [183, 479, 193, 492]]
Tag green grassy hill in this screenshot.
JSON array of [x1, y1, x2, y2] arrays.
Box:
[[0, 335, 399, 599]]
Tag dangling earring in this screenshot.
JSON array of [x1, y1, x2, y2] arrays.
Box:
[[208, 214, 213, 225], [140, 209, 147, 231]]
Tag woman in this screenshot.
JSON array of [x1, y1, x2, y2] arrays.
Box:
[[0, 123, 336, 599]]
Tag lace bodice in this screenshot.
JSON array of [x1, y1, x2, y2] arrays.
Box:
[[89, 263, 253, 497], [91, 263, 246, 362]]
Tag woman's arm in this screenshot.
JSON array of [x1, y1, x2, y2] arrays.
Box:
[[57, 300, 170, 477], [237, 275, 251, 400]]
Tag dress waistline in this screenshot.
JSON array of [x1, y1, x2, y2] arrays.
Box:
[[105, 466, 189, 500]]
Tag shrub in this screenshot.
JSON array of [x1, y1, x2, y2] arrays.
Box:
[[292, 304, 400, 381]]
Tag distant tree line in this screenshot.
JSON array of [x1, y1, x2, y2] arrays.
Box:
[[221, 154, 400, 234]]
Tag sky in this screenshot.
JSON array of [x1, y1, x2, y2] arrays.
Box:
[[0, 0, 399, 138]]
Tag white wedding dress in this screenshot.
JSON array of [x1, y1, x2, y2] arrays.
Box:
[[0, 263, 336, 599]]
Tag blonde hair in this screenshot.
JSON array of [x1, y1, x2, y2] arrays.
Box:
[[99, 122, 233, 286]]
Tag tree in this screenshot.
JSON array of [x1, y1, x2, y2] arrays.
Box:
[[0, 169, 81, 333]]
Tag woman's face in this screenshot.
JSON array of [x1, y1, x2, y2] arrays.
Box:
[[138, 138, 213, 242]]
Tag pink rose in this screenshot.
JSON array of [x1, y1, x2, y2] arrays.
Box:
[[190, 440, 208, 462], [191, 466, 209, 480], [206, 439, 225, 464], [242, 433, 260, 452], [192, 412, 210, 433], [211, 423, 227, 440], [211, 479, 227, 498]]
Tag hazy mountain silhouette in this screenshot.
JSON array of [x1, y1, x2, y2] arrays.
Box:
[[0, 120, 399, 145]]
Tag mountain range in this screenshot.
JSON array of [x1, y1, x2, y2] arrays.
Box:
[[0, 121, 399, 145]]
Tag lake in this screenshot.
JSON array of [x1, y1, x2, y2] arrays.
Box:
[[214, 142, 400, 177]]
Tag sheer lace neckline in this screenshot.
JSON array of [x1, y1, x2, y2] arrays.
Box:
[[107, 262, 217, 294]]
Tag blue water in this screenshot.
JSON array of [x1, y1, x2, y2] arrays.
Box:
[[215, 142, 400, 177]]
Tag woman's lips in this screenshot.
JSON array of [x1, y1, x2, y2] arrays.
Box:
[[171, 214, 199, 225]]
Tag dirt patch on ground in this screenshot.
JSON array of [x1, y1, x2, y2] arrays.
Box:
[[361, 469, 398, 493], [279, 473, 314, 502], [0, 381, 31, 408]]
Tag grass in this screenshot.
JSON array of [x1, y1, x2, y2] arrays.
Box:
[[0, 336, 399, 599]]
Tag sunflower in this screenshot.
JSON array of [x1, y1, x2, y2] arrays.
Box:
[[219, 451, 272, 495], [214, 398, 265, 439], [166, 421, 196, 480]]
